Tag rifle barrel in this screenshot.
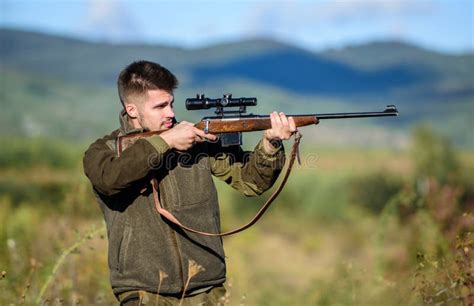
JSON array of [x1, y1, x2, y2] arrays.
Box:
[[310, 105, 398, 120]]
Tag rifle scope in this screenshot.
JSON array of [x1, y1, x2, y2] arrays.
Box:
[[186, 94, 257, 110]]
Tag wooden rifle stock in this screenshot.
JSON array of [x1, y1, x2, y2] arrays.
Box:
[[117, 115, 318, 153], [194, 115, 318, 134]]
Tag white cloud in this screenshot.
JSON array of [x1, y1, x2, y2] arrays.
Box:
[[79, 0, 143, 42], [244, 0, 436, 39], [318, 0, 434, 21]]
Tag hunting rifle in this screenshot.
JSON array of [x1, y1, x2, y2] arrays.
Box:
[[117, 93, 398, 150], [117, 94, 398, 237]]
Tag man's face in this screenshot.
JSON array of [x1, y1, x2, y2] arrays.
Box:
[[134, 89, 175, 132]]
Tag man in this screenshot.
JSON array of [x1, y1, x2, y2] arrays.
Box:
[[83, 60, 296, 305]]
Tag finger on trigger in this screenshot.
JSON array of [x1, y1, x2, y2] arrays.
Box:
[[194, 127, 217, 141], [204, 133, 217, 141]]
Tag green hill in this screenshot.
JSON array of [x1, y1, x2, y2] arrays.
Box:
[[2, 28, 472, 99], [1, 28, 472, 147]]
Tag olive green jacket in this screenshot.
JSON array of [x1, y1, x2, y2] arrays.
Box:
[[83, 111, 285, 298]]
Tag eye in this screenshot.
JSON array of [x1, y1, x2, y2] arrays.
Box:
[[154, 103, 167, 109]]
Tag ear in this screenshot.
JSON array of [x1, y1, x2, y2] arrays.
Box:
[[125, 103, 139, 118]]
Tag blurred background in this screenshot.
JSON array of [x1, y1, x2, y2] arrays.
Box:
[[0, 0, 473, 304]]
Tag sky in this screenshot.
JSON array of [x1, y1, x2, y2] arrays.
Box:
[[1, 0, 473, 54]]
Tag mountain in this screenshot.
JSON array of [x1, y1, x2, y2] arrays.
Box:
[[1, 28, 473, 146], [320, 41, 474, 101], [1, 28, 472, 99], [190, 47, 430, 96]]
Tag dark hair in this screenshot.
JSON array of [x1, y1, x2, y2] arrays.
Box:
[[117, 60, 178, 106]]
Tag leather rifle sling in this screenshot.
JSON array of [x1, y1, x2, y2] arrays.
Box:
[[151, 131, 302, 237]]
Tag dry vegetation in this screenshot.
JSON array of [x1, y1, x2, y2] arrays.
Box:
[[0, 126, 473, 305]]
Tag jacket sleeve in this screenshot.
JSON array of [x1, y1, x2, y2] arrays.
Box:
[[83, 134, 170, 196], [209, 139, 285, 196]]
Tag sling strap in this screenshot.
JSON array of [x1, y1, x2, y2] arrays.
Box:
[[150, 132, 302, 237]]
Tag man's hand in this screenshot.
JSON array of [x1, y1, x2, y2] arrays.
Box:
[[262, 112, 296, 154], [160, 121, 217, 151]]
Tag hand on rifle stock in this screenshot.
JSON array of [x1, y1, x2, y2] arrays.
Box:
[[160, 121, 217, 151]]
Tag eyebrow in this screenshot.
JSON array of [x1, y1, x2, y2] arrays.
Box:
[[153, 99, 174, 107]]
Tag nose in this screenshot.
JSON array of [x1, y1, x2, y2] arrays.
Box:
[[166, 105, 175, 118]]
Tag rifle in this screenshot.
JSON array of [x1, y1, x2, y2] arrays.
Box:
[[118, 93, 398, 150], [117, 94, 398, 237]]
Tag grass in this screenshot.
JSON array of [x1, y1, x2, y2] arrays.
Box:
[[35, 225, 106, 305], [0, 135, 472, 305]]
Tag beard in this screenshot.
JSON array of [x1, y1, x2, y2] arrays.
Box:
[[137, 114, 150, 131], [137, 109, 171, 132]]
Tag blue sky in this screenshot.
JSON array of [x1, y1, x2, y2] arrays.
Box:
[[1, 0, 472, 54]]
